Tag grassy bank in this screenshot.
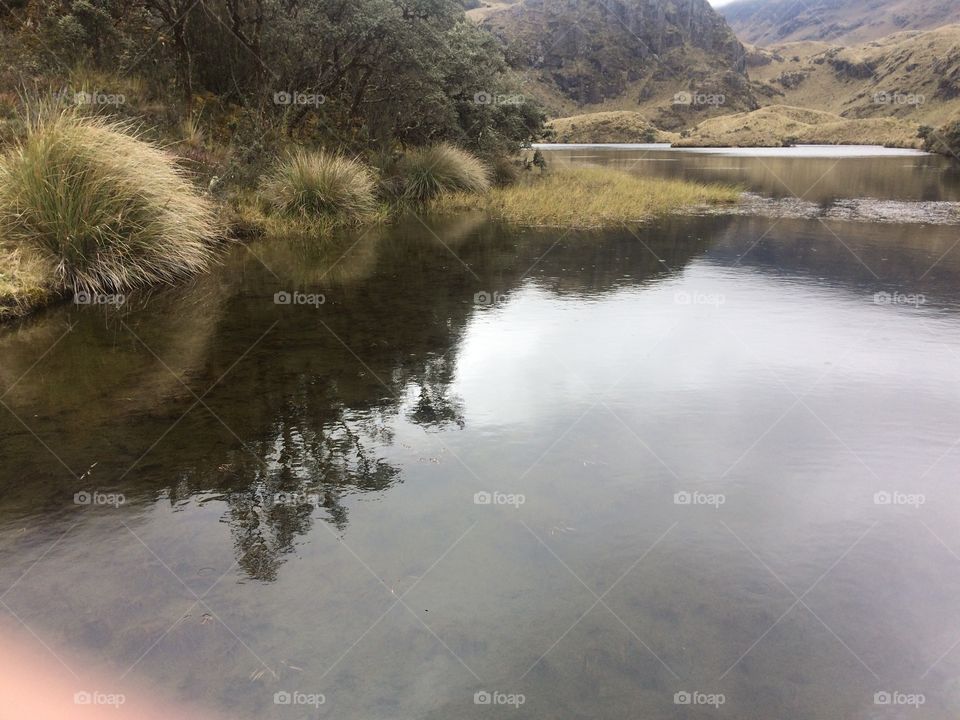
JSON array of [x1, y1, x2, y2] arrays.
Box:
[[430, 166, 741, 228], [0, 111, 503, 320], [0, 107, 741, 322]]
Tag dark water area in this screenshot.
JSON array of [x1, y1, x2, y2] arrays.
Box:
[[2, 149, 960, 718]]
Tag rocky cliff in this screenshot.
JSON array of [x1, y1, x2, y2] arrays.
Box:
[[477, 0, 757, 128]]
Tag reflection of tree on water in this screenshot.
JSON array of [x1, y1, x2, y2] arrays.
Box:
[[0, 216, 719, 581], [407, 354, 465, 429]]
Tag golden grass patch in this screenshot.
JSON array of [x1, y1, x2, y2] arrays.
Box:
[[431, 166, 740, 229]]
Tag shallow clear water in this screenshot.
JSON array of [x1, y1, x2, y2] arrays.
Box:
[[2, 149, 960, 718]]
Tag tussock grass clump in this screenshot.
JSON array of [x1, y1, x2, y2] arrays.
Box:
[[396, 143, 491, 202], [0, 247, 57, 321], [431, 165, 741, 228], [260, 150, 378, 223], [0, 111, 219, 295]]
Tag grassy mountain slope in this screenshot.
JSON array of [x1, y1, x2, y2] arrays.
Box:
[[747, 25, 960, 126], [673, 104, 923, 147], [547, 111, 681, 142], [475, 0, 758, 129], [722, 0, 960, 45]]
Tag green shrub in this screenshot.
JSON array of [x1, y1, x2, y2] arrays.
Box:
[[491, 156, 521, 187], [396, 143, 491, 203], [260, 150, 378, 222], [924, 120, 960, 160], [0, 110, 219, 295]]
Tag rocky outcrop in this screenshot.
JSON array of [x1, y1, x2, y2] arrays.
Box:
[[481, 0, 756, 116]]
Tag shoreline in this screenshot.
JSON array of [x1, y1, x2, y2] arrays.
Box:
[[533, 142, 932, 157]]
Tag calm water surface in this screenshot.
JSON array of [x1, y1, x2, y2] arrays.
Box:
[[2, 148, 960, 718]]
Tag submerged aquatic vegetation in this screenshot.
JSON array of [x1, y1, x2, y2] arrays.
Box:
[[0, 110, 219, 296]]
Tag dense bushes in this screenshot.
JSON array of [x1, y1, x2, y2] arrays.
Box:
[[923, 120, 960, 160], [4, 0, 546, 156]]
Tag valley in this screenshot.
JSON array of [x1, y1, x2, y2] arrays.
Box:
[[469, 0, 960, 151]]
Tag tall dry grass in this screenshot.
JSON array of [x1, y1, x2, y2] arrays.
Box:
[[0, 110, 219, 295], [260, 150, 378, 222], [396, 143, 491, 203], [0, 247, 56, 321], [431, 165, 741, 228]]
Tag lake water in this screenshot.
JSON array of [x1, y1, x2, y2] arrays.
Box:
[[2, 146, 960, 718]]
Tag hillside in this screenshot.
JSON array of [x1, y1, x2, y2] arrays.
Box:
[[548, 111, 681, 143], [746, 25, 960, 127], [721, 0, 960, 45], [475, 0, 758, 129], [673, 104, 923, 147]]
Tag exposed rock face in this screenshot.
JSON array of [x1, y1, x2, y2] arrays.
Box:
[[482, 0, 755, 116]]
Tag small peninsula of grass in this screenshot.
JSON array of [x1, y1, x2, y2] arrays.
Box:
[[431, 166, 741, 228]]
